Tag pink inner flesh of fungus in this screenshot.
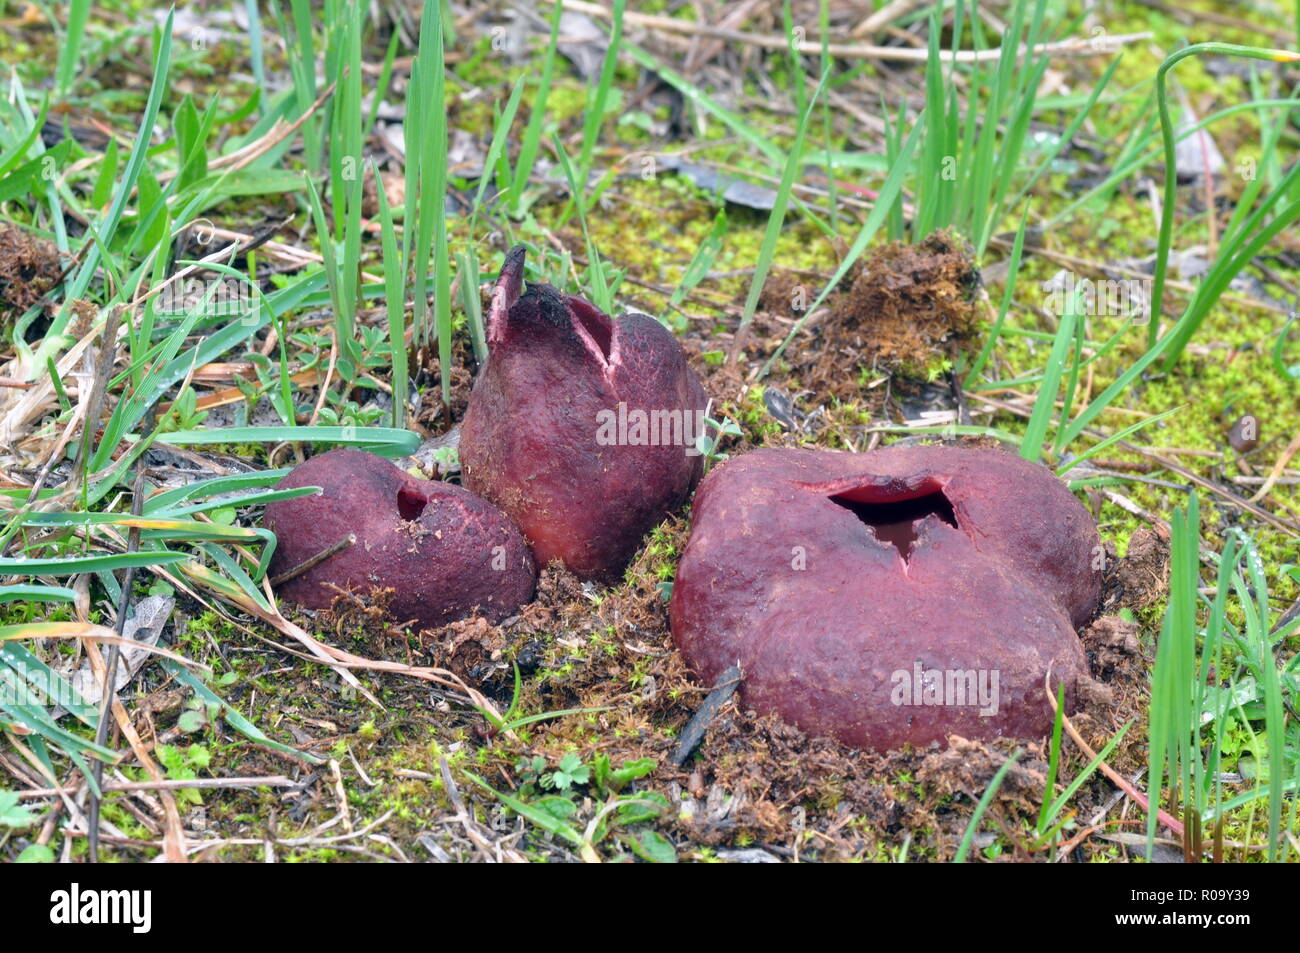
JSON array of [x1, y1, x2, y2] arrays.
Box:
[[829, 486, 958, 560], [566, 297, 615, 363]]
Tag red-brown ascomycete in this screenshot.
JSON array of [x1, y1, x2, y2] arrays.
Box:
[[461, 245, 709, 581], [670, 445, 1101, 751], [264, 449, 535, 629]]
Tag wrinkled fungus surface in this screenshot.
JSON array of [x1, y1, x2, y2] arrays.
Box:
[[670, 446, 1102, 750], [265, 449, 535, 629], [461, 245, 709, 581]]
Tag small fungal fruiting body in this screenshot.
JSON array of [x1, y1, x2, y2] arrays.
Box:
[[461, 245, 709, 581], [670, 445, 1102, 751], [264, 449, 535, 629]]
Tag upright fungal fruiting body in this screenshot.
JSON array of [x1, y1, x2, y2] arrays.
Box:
[[460, 245, 709, 581], [264, 449, 536, 630], [670, 445, 1102, 751]]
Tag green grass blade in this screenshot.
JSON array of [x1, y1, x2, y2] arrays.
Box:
[[762, 115, 923, 376], [735, 70, 829, 340], [1019, 288, 1079, 462], [154, 425, 420, 456]]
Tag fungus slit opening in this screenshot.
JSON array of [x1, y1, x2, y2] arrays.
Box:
[[397, 486, 427, 521], [568, 299, 614, 360], [830, 489, 958, 560]]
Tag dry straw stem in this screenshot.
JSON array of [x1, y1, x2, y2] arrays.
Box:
[[0, 316, 102, 447], [850, 0, 930, 38], [439, 756, 528, 862], [0, 623, 206, 672], [1248, 428, 1300, 503], [155, 222, 383, 286], [157, 367, 322, 416], [552, 0, 1152, 62], [88, 470, 145, 861], [179, 563, 518, 735], [1044, 673, 1184, 838], [83, 638, 188, 862], [72, 808, 402, 858], [3, 735, 104, 842], [155, 82, 337, 184], [15, 775, 298, 800], [984, 236, 1292, 316], [133, 219, 379, 325], [967, 391, 1300, 537]]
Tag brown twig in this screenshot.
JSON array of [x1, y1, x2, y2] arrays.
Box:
[[88, 467, 146, 862], [17, 775, 298, 800], [966, 391, 1300, 537], [269, 534, 356, 587], [1044, 674, 1184, 838], [550, 0, 1151, 62], [67, 305, 125, 500], [1248, 428, 1300, 503], [671, 664, 742, 766], [850, 0, 928, 38]]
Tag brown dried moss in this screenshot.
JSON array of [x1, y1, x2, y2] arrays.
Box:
[[0, 223, 61, 314]]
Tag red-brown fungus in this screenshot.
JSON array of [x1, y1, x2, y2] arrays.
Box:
[[264, 449, 536, 629], [670, 445, 1102, 751], [461, 245, 709, 581]]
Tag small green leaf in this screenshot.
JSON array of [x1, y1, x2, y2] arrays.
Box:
[[615, 792, 669, 825], [549, 752, 591, 791], [17, 843, 55, 863], [465, 772, 584, 847], [0, 790, 38, 827], [210, 507, 237, 526], [608, 758, 656, 789], [90, 137, 120, 208], [533, 796, 578, 822], [628, 830, 677, 863]]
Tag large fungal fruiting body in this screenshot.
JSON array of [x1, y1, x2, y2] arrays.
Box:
[[264, 449, 535, 629], [670, 446, 1101, 751], [460, 246, 709, 581]]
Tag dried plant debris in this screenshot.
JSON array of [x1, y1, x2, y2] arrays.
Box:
[[0, 223, 62, 314], [810, 230, 981, 394], [1102, 528, 1171, 613], [414, 337, 477, 427], [1081, 615, 1145, 684]]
